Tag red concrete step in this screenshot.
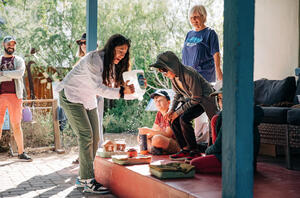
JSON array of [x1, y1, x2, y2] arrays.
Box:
[[94, 155, 300, 198], [94, 155, 222, 198]]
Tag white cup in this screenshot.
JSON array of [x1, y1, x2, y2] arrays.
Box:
[[297, 95, 300, 103]]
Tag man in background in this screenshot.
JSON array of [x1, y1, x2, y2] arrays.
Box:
[[0, 36, 32, 161]]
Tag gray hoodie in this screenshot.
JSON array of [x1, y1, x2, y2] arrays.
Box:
[[151, 51, 217, 119]]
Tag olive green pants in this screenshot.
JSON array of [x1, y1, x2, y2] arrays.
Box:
[[59, 90, 99, 179]]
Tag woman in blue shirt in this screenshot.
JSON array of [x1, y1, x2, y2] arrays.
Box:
[[182, 5, 222, 82], [182, 5, 223, 148]]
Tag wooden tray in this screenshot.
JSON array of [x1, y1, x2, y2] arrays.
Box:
[[96, 148, 127, 158], [112, 155, 152, 165]]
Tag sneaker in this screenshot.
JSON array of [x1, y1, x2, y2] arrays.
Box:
[[169, 150, 190, 161], [75, 177, 86, 188], [185, 150, 202, 163], [18, 152, 33, 162], [83, 179, 110, 194], [150, 146, 163, 155]]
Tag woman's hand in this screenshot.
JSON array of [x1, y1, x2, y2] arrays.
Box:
[[124, 80, 135, 94]]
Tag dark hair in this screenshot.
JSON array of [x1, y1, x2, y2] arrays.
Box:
[[76, 33, 86, 57], [100, 34, 131, 87], [77, 44, 86, 57]]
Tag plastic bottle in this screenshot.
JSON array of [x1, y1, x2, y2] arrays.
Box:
[[122, 70, 146, 100]]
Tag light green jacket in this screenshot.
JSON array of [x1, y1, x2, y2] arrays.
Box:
[[0, 55, 25, 99]]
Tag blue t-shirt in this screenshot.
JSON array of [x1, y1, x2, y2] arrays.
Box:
[[182, 27, 219, 82]]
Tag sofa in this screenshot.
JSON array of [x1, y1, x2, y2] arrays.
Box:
[[254, 76, 300, 169]]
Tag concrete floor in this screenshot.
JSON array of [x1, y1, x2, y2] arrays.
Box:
[[0, 151, 116, 198], [0, 147, 299, 198]]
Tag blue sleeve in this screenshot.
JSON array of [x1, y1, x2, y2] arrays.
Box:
[[209, 30, 220, 55], [182, 33, 188, 55], [182, 31, 191, 65]]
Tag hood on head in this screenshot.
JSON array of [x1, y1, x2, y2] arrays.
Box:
[[149, 51, 182, 76]]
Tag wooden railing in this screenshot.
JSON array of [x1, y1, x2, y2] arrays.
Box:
[[23, 99, 64, 153]]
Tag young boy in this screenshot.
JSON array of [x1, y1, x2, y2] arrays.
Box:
[[138, 90, 180, 155]]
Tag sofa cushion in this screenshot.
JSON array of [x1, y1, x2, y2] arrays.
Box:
[[261, 107, 290, 124], [287, 108, 300, 125], [254, 76, 296, 106], [293, 79, 300, 104]]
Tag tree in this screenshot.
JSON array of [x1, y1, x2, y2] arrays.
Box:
[[0, 0, 86, 80], [0, 0, 223, 132], [1, 0, 223, 89]]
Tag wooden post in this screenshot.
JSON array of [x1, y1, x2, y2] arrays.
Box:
[[25, 61, 36, 99], [223, 0, 255, 197], [51, 99, 64, 153], [86, 0, 98, 52]]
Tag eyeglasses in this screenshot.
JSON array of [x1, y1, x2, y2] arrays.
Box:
[[190, 15, 202, 20], [79, 41, 86, 46]]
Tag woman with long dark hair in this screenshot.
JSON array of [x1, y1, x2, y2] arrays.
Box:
[[76, 33, 87, 58], [57, 34, 134, 194]]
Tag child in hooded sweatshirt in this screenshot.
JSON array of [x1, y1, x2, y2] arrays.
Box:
[[150, 51, 218, 161]]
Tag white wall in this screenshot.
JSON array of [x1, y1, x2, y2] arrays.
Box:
[[254, 0, 299, 80]]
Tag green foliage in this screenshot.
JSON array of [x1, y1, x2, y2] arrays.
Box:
[[0, 0, 223, 134], [97, 0, 173, 90], [0, 0, 86, 80], [20, 109, 78, 148], [22, 110, 54, 147], [103, 99, 156, 133]]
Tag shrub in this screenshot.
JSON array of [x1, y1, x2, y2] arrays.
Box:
[[22, 109, 78, 149], [22, 110, 54, 148], [103, 99, 156, 133]]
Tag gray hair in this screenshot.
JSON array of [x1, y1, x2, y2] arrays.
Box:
[[189, 5, 207, 23]]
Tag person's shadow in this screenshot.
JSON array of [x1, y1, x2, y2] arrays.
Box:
[[1, 165, 115, 198]]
